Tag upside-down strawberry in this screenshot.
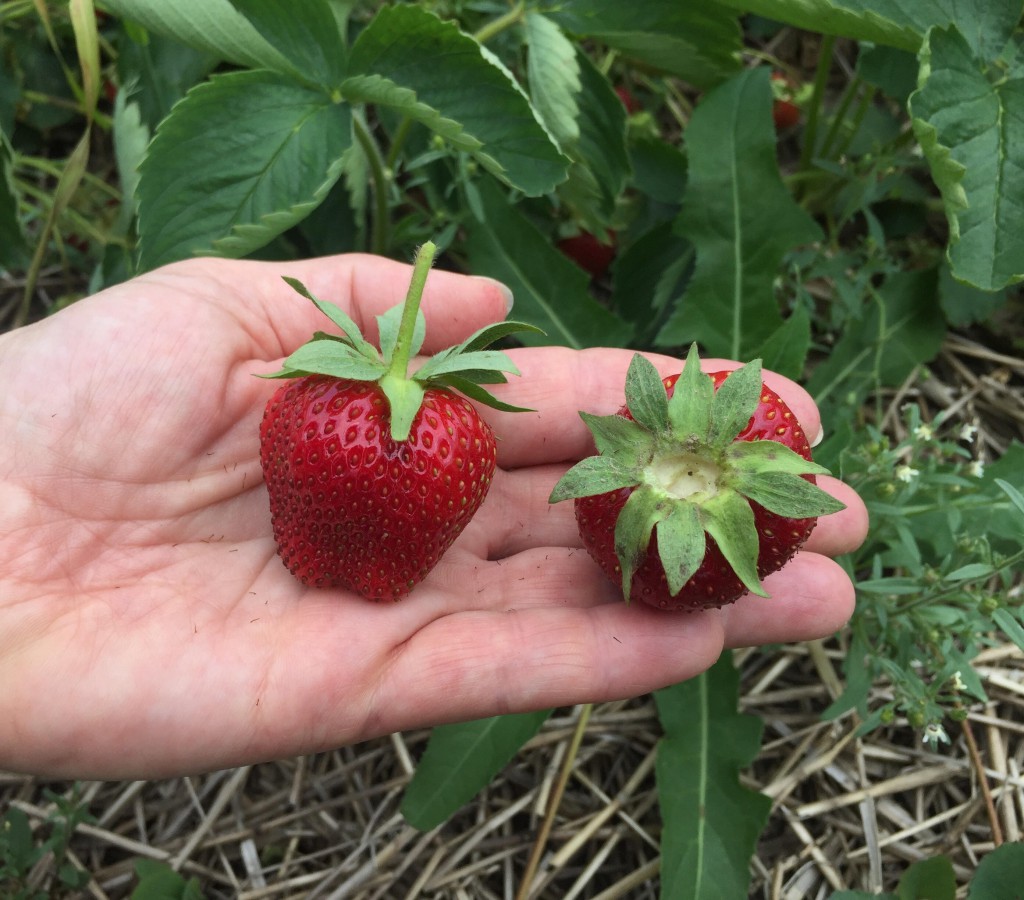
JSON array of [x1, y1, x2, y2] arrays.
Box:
[[549, 347, 845, 611], [259, 242, 539, 600]]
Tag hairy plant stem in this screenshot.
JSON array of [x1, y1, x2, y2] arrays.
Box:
[[386, 240, 436, 381], [473, 0, 525, 44], [351, 114, 390, 256], [515, 703, 593, 900]]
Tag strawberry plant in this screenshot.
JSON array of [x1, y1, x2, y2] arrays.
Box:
[[3, 0, 1023, 896]]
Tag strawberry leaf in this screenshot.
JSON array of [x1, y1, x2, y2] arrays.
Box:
[[265, 340, 386, 380], [725, 440, 832, 476], [414, 350, 520, 381], [667, 344, 714, 438], [624, 354, 670, 433], [378, 304, 426, 363], [438, 376, 534, 414], [707, 360, 762, 449], [735, 472, 846, 519], [580, 412, 656, 466], [282, 277, 380, 360], [549, 457, 639, 503], [700, 491, 767, 598], [656, 503, 706, 597], [456, 320, 547, 353], [615, 486, 668, 602]]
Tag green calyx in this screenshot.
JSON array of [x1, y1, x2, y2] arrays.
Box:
[[261, 241, 542, 441], [549, 345, 846, 602]]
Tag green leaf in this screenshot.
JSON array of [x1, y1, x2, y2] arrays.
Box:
[[580, 412, 656, 466], [550, 0, 742, 89], [660, 68, 821, 359], [733, 471, 846, 519], [911, 24, 1024, 290], [897, 855, 956, 900], [347, 4, 567, 197], [132, 858, 207, 900], [938, 260, 1008, 327], [438, 376, 534, 414], [751, 306, 811, 381], [377, 304, 425, 364], [0, 130, 25, 267], [707, 360, 762, 450], [654, 654, 771, 900], [226, 0, 347, 87], [557, 49, 631, 229], [137, 70, 350, 270], [614, 485, 668, 602], [549, 456, 640, 504], [714, 0, 1023, 54], [415, 350, 518, 382], [456, 320, 546, 354], [656, 503, 706, 597], [401, 711, 552, 831], [993, 609, 1024, 656], [726, 440, 831, 477], [967, 842, 1024, 899], [995, 477, 1024, 517], [700, 491, 766, 598], [623, 354, 669, 433], [282, 277, 379, 360], [524, 12, 580, 149], [667, 344, 714, 439], [462, 177, 632, 349], [102, 0, 300, 73], [269, 340, 386, 381]]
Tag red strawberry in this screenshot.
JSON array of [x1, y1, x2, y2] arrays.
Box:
[[259, 241, 539, 600], [557, 230, 617, 279], [771, 72, 801, 130], [550, 347, 844, 611]]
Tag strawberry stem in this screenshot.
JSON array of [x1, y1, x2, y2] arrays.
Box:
[[387, 240, 436, 381]]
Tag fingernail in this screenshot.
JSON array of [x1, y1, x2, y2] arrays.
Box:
[[478, 277, 514, 314], [811, 425, 825, 448]]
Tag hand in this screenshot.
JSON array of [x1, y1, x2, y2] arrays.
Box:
[[0, 255, 868, 778]]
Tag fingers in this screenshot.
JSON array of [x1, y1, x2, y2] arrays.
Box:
[[720, 552, 856, 648], [484, 347, 822, 470]]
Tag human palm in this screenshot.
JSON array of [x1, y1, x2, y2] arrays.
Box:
[[0, 255, 867, 778]]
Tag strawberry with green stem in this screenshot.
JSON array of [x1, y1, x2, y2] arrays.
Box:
[[550, 347, 845, 611], [259, 241, 540, 600]]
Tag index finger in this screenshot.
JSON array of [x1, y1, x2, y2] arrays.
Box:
[[485, 346, 823, 469]]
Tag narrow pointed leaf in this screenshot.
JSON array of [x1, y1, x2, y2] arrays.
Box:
[[660, 67, 821, 358], [701, 491, 767, 598], [667, 344, 714, 439], [457, 320, 546, 353], [655, 654, 770, 900], [707, 361, 762, 449], [269, 341, 386, 381], [614, 486, 668, 602], [656, 503, 706, 597], [725, 440, 832, 476], [735, 472, 847, 519], [402, 711, 552, 831], [378, 305, 426, 365], [624, 354, 669, 433], [549, 457, 639, 503], [439, 376, 535, 414], [282, 277, 380, 360], [415, 350, 519, 381], [579, 412, 655, 465]]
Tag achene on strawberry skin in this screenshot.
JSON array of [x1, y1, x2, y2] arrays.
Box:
[[258, 242, 540, 601], [550, 347, 845, 612]]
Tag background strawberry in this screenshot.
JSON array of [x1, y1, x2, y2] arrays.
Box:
[[259, 241, 539, 600], [550, 347, 845, 611], [556, 230, 617, 279]]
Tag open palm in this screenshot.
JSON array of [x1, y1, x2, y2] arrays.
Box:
[[0, 254, 867, 778]]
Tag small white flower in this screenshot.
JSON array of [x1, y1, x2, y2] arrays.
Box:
[[950, 671, 966, 691], [913, 423, 934, 441], [968, 460, 985, 478], [959, 423, 978, 443], [922, 723, 950, 746], [896, 464, 920, 483]]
